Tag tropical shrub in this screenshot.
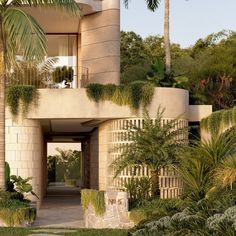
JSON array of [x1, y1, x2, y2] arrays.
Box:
[[130, 198, 183, 225], [124, 177, 151, 209]]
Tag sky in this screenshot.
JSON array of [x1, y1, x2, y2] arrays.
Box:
[[121, 0, 236, 48]]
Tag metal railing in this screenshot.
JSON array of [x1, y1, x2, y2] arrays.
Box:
[[7, 66, 89, 89]]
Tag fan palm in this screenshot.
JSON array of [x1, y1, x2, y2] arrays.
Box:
[[112, 109, 187, 196], [0, 0, 80, 189], [123, 0, 171, 76]]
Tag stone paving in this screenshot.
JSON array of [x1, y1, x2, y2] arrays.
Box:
[[33, 186, 84, 229]]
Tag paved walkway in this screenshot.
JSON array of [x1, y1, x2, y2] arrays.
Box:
[[33, 186, 84, 228]]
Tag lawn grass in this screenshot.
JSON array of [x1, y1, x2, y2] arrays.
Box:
[[0, 227, 30, 236], [0, 227, 129, 236]]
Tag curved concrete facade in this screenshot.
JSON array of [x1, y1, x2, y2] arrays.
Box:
[[80, 0, 120, 85], [27, 88, 189, 119]]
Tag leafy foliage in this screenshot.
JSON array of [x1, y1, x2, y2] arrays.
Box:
[[81, 189, 106, 217], [130, 198, 183, 225], [124, 177, 151, 208], [47, 148, 81, 182], [86, 82, 155, 110], [6, 85, 38, 117], [10, 175, 38, 199]]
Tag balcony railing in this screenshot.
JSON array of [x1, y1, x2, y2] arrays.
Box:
[[7, 66, 89, 89]]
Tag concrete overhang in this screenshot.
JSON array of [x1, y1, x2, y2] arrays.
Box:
[[189, 105, 212, 122], [21, 0, 102, 34], [27, 88, 191, 120]]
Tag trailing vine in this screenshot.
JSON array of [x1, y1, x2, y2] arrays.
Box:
[[86, 82, 155, 110], [201, 107, 236, 135], [81, 189, 106, 216], [6, 85, 38, 117]]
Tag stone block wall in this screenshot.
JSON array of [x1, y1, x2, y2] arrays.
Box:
[[84, 191, 134, 229], [5, 109, 43, 206]]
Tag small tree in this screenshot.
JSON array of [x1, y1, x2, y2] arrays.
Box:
[[112, 109, 187, 197]]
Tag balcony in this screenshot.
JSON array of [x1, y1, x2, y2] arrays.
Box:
[[7, 65, 89, 89]]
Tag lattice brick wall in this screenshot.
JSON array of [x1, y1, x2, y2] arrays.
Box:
[[107, 118, 187, 198]]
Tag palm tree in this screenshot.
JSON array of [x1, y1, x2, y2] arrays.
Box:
[[123, 0, 171, 76], [112, 109, 187, 196], [0, 0, 80, 190]]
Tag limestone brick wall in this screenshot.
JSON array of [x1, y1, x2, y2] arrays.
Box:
[[85, 191, 134, 229], [80, 0, 120, 85], [98, 121, 110, 190], [5, 109, 43, 206]]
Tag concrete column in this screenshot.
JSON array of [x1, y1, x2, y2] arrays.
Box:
[[80, 0, 120, 85], [90, 129, 99, 189], [98, 121, 111, 190], [5, 109, 43, 207]]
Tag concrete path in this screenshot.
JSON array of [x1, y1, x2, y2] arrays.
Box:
[[33, 186, 84, 228]]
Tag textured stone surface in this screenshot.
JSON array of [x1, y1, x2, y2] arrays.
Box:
[[85, 191, 134, 229]]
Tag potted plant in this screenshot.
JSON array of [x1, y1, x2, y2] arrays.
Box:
[[52, 66, 74, 88]]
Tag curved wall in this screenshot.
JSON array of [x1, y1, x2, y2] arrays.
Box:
[[80, 0, 120, 85]]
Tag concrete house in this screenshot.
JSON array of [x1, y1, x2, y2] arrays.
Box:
[[5, 0, 212, 207]]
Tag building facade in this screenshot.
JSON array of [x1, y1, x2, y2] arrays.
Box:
[[5, 0, 212, 207]]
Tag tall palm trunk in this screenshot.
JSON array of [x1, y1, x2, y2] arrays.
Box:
[[164, 0, 171, 76], [0, 24, 6, 190], [151, 169, 160, 197]]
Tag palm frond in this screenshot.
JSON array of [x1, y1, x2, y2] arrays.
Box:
[[4, 7, 46, 62], [18, 0, 81, 16], [123, 0, 160, 11]]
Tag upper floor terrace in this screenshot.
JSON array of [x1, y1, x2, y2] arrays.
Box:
[[11, 0, 120, 88]]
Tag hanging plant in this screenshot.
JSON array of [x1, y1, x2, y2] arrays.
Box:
[[86, 82, 155, 110], [200, 107, 236, 135], [81, 189, 106, 216], [6, 85, 38, 117]]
